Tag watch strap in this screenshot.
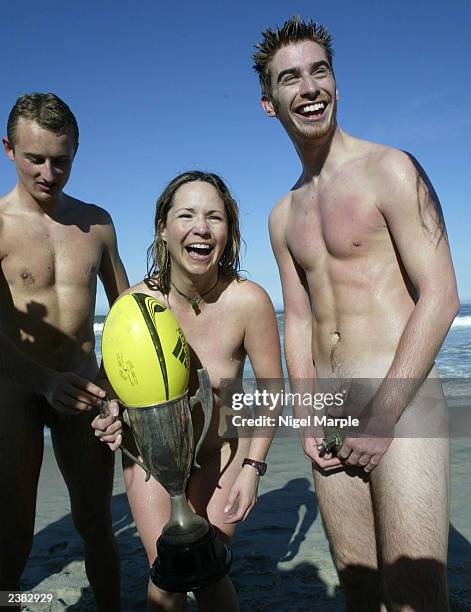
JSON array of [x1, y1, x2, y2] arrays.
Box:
[[242, 458, 267, 476]]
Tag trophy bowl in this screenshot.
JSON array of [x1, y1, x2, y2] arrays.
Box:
[[100, 294, 232, 592], [125, 370, 233, 592]]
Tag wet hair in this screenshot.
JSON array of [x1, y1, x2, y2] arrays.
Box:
[[7, 92, 79, 150], [252, 15, 334, 97], [147, 171, 242, 295]]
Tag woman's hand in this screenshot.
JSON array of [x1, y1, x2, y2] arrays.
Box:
[[91, 401, 123, 451], [223, 465, 260, 523]]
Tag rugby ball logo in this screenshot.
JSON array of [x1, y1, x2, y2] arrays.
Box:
[[101, 293, 190, 406]]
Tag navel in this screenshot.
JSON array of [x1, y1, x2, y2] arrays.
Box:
[[330, 331, 341, 373]]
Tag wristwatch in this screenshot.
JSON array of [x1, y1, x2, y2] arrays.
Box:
[[242, 458, 267, 476]]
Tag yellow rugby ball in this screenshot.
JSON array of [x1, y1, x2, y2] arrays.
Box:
[[101, 293, 190, 406]]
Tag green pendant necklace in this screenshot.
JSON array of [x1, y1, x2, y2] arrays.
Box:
[[170, 272, 219, 312]]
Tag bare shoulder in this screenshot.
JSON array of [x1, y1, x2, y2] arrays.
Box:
[[354, 140, 423, 193], [0, 191, 17, 251], [0, 189, 17, 220], [269, 191, 292, 224], [65, 196, 114, 226], [353, 140, 444, 234], [121, 279, 165, 302], [269, 191, 292, 243], [226, 277, 275, 315]]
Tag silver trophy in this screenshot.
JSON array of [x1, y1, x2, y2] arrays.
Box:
[[100, 368, 232, 592]]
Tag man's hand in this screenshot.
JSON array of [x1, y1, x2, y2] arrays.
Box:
[[337, 436, 393, 472], [300, 427, 343, 471], [91, 403, 122, 451], [44, 371, 107, 415]]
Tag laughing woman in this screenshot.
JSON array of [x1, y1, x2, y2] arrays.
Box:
[[93, 171, 282, 612]]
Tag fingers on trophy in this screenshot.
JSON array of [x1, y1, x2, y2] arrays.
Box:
[[100, 293, 232, 592], [317, 426, 346, 456]]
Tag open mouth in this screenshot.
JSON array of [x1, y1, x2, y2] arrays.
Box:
[[296, 101, 328, 119], [185, 243, 214, 260], [37, 182, 55, 192]]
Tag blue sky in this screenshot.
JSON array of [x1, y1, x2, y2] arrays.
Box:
[[2, 0, 470, 312]]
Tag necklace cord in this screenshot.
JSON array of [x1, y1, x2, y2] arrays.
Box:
[[170, 271, 220, 311]]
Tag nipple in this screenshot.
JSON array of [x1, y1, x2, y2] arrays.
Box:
[[20, 270, 35, 285]]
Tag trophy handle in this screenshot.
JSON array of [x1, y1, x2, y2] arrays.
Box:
[[189, 368, 213, 469], [99, 399, 152, 481]]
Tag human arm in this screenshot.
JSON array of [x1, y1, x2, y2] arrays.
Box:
[[339, 151, 459, 472], [89, 209, 129, 436], [0, 330, 107, 414], [268, 200, 343, 471], [91, 364, 123, 450], [224, 282, 283, 522], [97, 209, 130, 304]]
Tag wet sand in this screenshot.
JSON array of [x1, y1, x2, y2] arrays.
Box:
[[21, 436, 471, 611]]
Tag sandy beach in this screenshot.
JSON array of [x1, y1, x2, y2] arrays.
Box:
[[21, 436, 471, 612]]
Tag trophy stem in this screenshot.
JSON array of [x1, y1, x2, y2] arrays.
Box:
[[161, 494, 209, 545]]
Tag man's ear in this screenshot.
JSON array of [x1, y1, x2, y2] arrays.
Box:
[[2, 137, 15, 161], [261, 95, 277, 117]]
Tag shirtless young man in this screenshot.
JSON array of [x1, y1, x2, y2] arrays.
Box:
[[253, 17, 459, 611], [0, 93, 129, 610]]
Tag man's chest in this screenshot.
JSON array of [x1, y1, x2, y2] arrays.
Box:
[[285, 186, 386, 270], [1, 221, 103, 290]]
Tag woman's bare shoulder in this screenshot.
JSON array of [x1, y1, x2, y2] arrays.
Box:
[[121, 278, 165, 302], [225, 276, 275, 313]]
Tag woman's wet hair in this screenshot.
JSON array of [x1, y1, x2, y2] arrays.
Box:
[[146, 171, 242, 294]]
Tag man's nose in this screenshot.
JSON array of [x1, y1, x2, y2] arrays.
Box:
[[299, 74, 319, 97], [41, 160, 57, 183]]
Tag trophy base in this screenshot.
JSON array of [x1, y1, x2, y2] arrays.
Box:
[[150, 525, 233, 593]]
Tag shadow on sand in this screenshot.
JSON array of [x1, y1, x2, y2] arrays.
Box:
[[23, 479, 471, 611]]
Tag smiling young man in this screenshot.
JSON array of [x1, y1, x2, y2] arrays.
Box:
[[0, 93, 129, 610], [254, 16, 458, 611]]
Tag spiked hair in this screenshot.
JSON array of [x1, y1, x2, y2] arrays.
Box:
[[252, 15, 334, 97]]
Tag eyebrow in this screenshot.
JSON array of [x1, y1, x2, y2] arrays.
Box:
[[173, 207, 198, 215], [276, 60, 331, 84], [174, 207, 224, 215], [24, 152, 71, 160]]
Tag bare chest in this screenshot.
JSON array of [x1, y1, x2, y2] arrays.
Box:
[[286, 186, 385, 271], [177, 310, 245, 392], [1, 218, 103, 291]]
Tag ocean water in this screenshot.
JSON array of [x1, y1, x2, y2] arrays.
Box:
[[94, 304, 471, 378]]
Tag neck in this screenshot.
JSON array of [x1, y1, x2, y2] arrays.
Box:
[[15, 182, 63, 216], [294, 125, 345, 181], [170, 268, 220, 306]]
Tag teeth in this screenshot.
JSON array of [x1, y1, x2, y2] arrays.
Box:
[[187, 243, 211, 250], [300, 102, 326, 114]]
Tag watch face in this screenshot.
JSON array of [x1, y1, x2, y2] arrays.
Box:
[[244, 459, 267, 476], [258, 462, 267, 476]]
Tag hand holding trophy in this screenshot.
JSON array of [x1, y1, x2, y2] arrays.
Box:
[[100, 292, 232, 592]]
